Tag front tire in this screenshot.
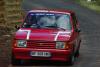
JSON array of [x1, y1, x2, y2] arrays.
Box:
[[67, 45, 75, 65], [11, 54, 21, 65], [67, 53, 75, 65], [75, 50, 79, 58]]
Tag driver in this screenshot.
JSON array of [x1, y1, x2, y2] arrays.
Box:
[[37, 15, 56, 28]]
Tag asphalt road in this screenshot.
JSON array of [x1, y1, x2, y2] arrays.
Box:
[[0, 0, 100, 67]]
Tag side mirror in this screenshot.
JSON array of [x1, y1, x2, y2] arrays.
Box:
[[15, 20, 23, 30], [15, 25, 20, 30], [75, 28, 81, 32]]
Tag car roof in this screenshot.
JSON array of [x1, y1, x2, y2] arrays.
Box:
[[29, 9, 74, 15]]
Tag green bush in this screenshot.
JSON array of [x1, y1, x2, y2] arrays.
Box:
[[95, 0, 100, 5]]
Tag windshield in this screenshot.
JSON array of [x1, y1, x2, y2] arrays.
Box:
[[22, 12, 72, 30]]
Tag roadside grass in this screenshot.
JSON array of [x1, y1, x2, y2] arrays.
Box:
[[0, 25, 13, 35], [76, 0, 100, 13]]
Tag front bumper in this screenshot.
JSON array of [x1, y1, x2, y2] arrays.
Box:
[[12, 48, 72, 61]]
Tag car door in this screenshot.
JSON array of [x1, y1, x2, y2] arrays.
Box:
[[71, 13, 80, 52]]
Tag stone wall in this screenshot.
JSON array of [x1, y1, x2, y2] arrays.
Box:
[[0, 0, 5, 25], [0, 0, 23, 26]]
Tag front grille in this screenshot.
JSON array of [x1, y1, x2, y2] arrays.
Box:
[[27, 40, 56, 49]]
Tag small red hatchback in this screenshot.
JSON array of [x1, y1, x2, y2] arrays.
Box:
[[12, 9, 81, 65]]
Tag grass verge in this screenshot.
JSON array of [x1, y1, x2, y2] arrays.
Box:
[[75, 0, 100, 13]]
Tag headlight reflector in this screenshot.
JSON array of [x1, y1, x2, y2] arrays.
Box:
[[17, 40, 27, 47], [56, 42, 66, 49]]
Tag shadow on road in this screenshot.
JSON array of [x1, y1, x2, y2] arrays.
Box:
[[11, 60, 69, 66], [10, 57, 81, 67]]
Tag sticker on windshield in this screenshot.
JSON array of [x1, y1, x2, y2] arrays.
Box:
[[30, 13, 54, 16]]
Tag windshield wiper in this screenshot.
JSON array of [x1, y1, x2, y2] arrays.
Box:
[[45, 26, 57, 28], [45, 26, 66, 31], [57, 27, 66, 31]]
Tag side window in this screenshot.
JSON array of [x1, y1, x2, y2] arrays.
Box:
[[71, 14, 77, 29]]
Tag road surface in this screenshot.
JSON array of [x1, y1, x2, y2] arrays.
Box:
[[0, 0, 100, 67]]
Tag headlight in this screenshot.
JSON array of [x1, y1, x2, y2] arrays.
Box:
[[56, 42, 66, 49], [17, 40, 27, 47]]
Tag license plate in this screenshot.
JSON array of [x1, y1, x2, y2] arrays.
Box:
[[30, 51, 51, 57]]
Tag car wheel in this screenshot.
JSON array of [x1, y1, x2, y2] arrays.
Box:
[[67, 45, 75, 65], [67, 53, 75, 65], [75, 50, 79, 58], [11, 54, 21, 65]]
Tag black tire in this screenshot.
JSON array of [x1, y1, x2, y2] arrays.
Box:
[[67, 53, 75, 65], [67, 45, 75, 66], [11, 54, 21, 65], [75, 50, 79, 58], [74, 40, 81, 57]]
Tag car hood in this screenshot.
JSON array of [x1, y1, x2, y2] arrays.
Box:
[[15, 28, 72, 41]]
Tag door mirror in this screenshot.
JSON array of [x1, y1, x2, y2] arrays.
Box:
[[15, 25, 20, 30], [15, 20, 23, 30], [75, 28, 81, 32]]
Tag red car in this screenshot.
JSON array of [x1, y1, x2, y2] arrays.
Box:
[[12, 9, 81, 65]]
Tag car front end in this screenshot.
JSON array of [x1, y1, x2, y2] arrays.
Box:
[[12, 10, 76, 65], [12, 39, 73, 61]]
